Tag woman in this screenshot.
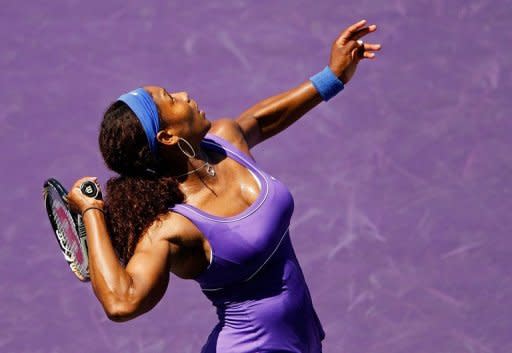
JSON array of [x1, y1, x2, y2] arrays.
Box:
[[67, 20, 381, 353]]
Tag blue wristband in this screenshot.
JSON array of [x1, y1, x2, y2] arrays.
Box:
[[309, 66, 344, 101]]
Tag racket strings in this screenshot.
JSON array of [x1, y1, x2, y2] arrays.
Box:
[[44, 180, 90, 281], [52, 202, 80, 261], [49, 192, 89, 277]]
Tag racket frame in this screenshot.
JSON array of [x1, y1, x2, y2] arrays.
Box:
[[43, 178, 90, 282]]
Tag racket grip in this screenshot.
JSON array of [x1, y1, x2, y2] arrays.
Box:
[[80, 181, 102, 200]]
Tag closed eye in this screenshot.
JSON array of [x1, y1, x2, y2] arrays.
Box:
[[164, 90, 175, 103]]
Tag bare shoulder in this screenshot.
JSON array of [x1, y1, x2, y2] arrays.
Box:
[[208, 118, 254, 159], [145, 211, 201, 247], [143, 211, 210, 279]]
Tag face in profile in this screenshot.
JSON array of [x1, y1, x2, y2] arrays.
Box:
[[144, 85, 211, 144]]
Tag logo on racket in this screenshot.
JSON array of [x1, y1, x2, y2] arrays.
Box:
[[84, 185, 94, 196]]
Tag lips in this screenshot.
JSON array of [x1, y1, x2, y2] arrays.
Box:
[[190, 99, 205, 118], [191, 99, 199, 112]]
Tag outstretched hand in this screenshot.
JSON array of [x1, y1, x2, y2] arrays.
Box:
[[328, 19, 381, 84]]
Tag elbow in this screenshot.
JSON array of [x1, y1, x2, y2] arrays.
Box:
[[104, 299, 138, 323], [106, 311, 130, 323]]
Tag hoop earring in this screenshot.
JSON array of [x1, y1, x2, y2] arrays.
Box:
[[177, 137, 196, 159]]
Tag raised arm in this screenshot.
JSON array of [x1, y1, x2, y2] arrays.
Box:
[[66, 177, 171, 322], [236, 19, 381, 148]]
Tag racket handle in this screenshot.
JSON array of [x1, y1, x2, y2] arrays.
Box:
[[80, 181, 102, 200]]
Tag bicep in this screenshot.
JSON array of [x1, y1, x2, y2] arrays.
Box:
[[121, 235, 171, 318], [235, 115, 263, 149]]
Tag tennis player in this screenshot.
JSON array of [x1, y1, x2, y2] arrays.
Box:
[[67, 20, 381, 353]]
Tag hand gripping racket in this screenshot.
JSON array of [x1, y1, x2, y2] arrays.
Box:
[[43, 178, 102, 281]]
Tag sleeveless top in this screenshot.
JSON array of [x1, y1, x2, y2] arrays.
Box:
[[170, 133, 325, 353]]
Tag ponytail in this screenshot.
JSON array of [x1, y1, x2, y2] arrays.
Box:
[[99, 101, 184, 264], [104, 174, 183, 264]]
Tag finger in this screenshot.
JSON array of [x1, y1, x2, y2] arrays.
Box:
[[339, 23, 376, 45], [72, 177, 97, 190], [80, 176, 98, 184], [345, 19, 368, 34], [349, 40, 371, 61], [350, 45, 364, 61], [351, 24, 377, 41], [362, 43, 382, 51], [345, 39, 361, 54], [90, 177, 100, 187], [362, 52, 377, 59], [337, 19, 367, 44]]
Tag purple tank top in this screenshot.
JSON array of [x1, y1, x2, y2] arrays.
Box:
[[170, 133, 324, 353]]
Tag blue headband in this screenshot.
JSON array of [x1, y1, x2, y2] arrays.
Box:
[[117, 88, 160, 155]]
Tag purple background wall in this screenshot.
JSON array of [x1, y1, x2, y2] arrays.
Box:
[[1, 1, 511, 352]]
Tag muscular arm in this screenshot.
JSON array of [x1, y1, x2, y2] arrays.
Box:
[[236, 81, 322, 148], [81, 208, 170, 322], [235, 20, 380, 149]]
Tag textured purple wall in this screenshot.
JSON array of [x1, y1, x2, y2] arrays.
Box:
[[1, 1, 511, 352]]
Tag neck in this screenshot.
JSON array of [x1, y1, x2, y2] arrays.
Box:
[[158, 144, 216, 184]]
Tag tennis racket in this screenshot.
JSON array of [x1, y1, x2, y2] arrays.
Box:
[[43, 178, 102, 281]]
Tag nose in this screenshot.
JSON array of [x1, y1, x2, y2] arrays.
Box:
[[174, 91, 190, 102]]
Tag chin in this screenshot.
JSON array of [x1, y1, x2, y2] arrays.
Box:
[[203, 120, 212, 134]]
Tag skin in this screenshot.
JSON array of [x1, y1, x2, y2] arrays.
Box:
[[67, 20, 381, 322]]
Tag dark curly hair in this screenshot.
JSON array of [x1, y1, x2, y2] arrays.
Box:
[[99, 101, 185, 264]]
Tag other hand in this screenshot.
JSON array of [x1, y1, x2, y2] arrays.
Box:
[[328, 19, 381, 84]]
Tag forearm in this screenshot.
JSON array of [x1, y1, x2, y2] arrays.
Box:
[[237, 20, 380, 145], [82, 209, 134, 312], [238, 80, 323, 141]]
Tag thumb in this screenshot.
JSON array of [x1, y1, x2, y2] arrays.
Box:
[[347, 40, 364, 60], [344, 39, 361, 55]]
